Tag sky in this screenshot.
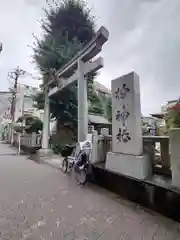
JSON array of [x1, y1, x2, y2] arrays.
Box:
[[0, 0, 180, 115]]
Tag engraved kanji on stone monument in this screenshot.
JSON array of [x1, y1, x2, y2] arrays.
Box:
[[114, 83, 131, 143], [115, 105, 130, 126], [114, 84, 130, 100], [116, 128, 131, 143]]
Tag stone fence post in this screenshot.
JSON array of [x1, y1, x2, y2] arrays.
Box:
[[31, 132, 36, 148], [169, 128, 180, 188], [91, 130, 98, 164]]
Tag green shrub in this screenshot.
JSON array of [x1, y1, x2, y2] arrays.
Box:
[[16, 115, 43, 134], [52, 142, 64, 154], [25, 118, 43, 134], [50, 133, 75, 156], [12, 123, 24, 133]]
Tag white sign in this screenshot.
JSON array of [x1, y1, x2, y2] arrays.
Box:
[[111, 72, 143, 155]]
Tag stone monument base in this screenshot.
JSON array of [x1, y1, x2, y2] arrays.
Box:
[[105, 152, 151, 180]]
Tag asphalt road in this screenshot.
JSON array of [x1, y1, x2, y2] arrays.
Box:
[[0, 143, 179, 239]]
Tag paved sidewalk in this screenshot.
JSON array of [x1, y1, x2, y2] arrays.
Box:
[[43, 156, 63, 169], [0, 143, 179, 239], [0, 142, 18, 155]]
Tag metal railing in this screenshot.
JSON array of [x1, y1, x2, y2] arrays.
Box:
[[21, 134, 41, 148], [12, 132, 42, 154]]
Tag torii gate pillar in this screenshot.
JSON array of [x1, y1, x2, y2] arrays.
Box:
[[77, 59, 88, 142]]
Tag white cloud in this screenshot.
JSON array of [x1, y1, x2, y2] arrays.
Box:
[[90, 0, 180, 115], [0, 0, 43, 89], [0, 0, 180, 115]]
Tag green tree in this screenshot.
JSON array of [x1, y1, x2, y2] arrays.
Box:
[[88, 82, 104, 115], [33, 0, 104, 135], [105, 97, 112, 122], [165, 104, 180, 129]]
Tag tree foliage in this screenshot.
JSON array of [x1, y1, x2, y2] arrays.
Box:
[[88, 83, 104, 115], [15, 115, 43, 134], [165, 104, 180, 129], [33, 0, 95, 73], [105, 97, 112, 122], [32, 0, 104, 132]]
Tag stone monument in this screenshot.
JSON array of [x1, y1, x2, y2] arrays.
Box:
[[106, 72, 151, 180]]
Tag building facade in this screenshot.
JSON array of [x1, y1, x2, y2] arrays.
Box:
[[14, 84, 44, 122]]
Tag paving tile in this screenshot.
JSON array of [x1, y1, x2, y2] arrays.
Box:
[[0, 143, 179, 240]]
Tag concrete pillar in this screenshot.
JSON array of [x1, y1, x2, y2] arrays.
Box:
[[38, 88, 52, 157], [91, 130, 98, 164], [31, 132, 36, 147], [42, 89, 50, 149], [160, 138, 170, 170], [169, 128, 180, 188], [77, 59, 88, 142]]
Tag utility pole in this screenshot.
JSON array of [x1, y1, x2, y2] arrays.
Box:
[[0, 42, 2, 54], [8, 67, 26, 123]]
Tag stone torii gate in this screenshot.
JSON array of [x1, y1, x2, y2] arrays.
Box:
[[40, 26, 109, 156]]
